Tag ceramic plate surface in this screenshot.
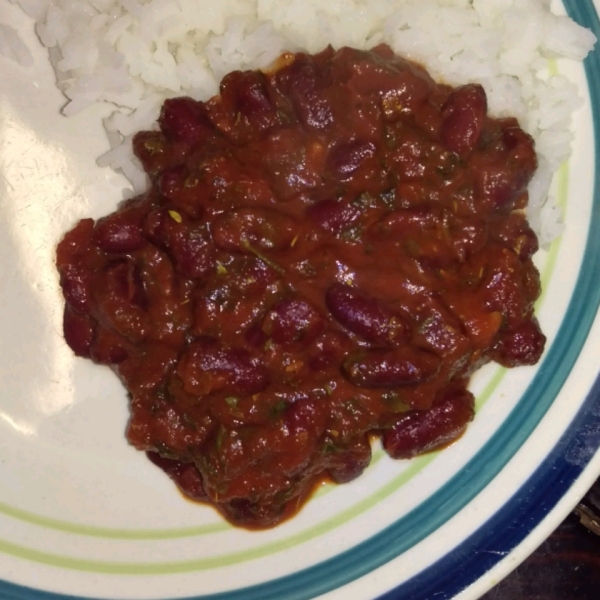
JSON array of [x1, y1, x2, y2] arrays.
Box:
[[1, 1, 600, 599]]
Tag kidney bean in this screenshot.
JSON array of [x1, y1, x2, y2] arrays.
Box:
[[490, 317, 546, 368], [480, 246, 531, 326], [95, 212, 145, 254], [444, 292, 503, 351], [336, 47, 432, 112], [325, 435, 372, 484], [285, 398, 328, 439], [404, 237, 454, 269], [245, 322, 269, 348], [221, 70, 277, 132], [177, 337, 269, 397], [157, 165, 209, 221], [327, 140, 377, 181], [382, 386, 475, 459], [170, 228, 215, 280], [59, 263, 92, 314], [63, 305, 96, 358], [326, 283, 408, 346], [109, 259, 147, 308], [440, 84, 487, 157], [159, 97, 213, 145], [145, 208, 215, 279], [94, 260, 148, 342], [521, 261, 542, 307], [262, 298, 324, 344], [56, 219, 96, 313], [491, 213, 539, 261], [118, 342, 179, 393], [232, 71, 272, 114], [489, 125, 537, 163], [212, 208, 297, 252], [343, 347, 441, 389], [369, 207, 437, 239], [56, 218, 94, 267], [450, 217, 489, 261], [277, 59, 333, 129], [306, 197, 362, 235], [157, 165, 202, 217], [473, 163, 524, 211], [131, 131, 168, 177], [412, 307, 471, 376], [89, 327, 128, 365], [307, 330, 353, 371], [147, 453, 208, 502], [261, 128, 324, 198]]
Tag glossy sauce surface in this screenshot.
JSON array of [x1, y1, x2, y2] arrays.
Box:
[[56, 45, 545, 527]]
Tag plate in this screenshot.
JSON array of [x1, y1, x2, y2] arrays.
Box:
[[0, 1, 599, 599]]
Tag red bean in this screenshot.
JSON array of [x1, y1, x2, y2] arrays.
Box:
[[170, 228, 214, 280], [159, 164, 189, 199], [145, 208, 215, 279], [326, 283, 408, 346], [473, 164, 523, 211], [245, 323, 269, 348], [212, 207, 297, 252], [118, 342, 179, 394], [471, 129, 536, 212], [89, 327, 128, 365], [63, 305, 96, 358], [440, 84, 487, 157], [480, 246, 531, 326], [132, 130, 177, 178], [94, 260, 148, 342], [412, 306, 471, 366], [56, 219, 95, 313], [343, 347, 441, 388], [95, 213, 145, 254], [382, 386, 475, 459], [335, 47, 431, 113], [177, 337, 269, 397], [370, 207, 437, 239], [277, 59, 333, 129], [490, 317, 546, 368], [327, 140, 376, 180], [449, 217, 489, 261], [492, 214, 539, 261], [325, 435, 372, 484], [221, 70, 276, 131], [307, 330, 353, 371], [56, 218, 94, 267], [306, 198, 362, 234], [285, 398, 327, 438], [146, 453, 208, 501], [108, 259, 148, 308], [59, 264, 92, 314], [262, 298, 324, 344], [159, 97, 213, 145]]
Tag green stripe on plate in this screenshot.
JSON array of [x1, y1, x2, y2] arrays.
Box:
[[0, 454, 437, 574]]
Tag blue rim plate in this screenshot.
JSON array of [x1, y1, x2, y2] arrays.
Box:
[[0, 1, 599, 599]]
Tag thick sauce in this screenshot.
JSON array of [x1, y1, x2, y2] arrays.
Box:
[[57, 45, 545, 528]]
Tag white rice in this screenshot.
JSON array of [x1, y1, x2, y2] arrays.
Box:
[[8, 0, 597, 245]]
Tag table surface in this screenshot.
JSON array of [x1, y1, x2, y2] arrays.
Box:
[[481, 477, 600, 600]]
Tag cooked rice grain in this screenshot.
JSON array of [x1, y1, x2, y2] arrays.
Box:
[[10, 0, 597, 244]]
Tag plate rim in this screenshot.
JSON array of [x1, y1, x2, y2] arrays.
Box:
[[0, 0, 599, 598]]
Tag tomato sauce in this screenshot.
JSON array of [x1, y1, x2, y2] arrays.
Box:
[[56, 45, 545, 528]]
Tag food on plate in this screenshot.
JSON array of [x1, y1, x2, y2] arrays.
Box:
[[56, 44, 546, 527]]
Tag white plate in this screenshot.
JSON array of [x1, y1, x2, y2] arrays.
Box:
[[1, 1, 599, 599]]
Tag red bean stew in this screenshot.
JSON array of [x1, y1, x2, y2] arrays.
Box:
[[57, 44, 545, 528]]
